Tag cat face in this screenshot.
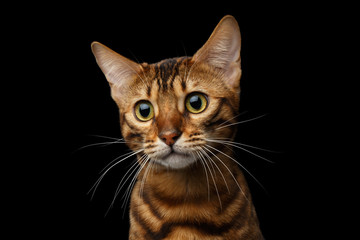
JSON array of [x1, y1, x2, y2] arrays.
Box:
[[92, 16, 241, 169]]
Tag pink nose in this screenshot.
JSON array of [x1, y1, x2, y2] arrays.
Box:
[[159, 131, 180, 146]]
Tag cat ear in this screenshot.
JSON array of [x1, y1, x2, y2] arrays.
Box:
[[91, 41, 141, 86], [193, 15, 241, 89]]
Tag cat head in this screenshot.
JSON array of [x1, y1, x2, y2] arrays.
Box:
[[92, 15, 241, 169]]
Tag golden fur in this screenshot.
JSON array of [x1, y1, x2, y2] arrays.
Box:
[[92, 15, 264, 239]]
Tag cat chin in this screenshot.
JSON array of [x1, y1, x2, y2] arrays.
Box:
[[153, 153, 197, 169]]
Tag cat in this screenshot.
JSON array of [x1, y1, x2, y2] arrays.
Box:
[[91, 15, 264, 240]]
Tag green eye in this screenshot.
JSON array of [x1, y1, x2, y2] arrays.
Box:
[[185, 92, 208, 114], [135, 101, 154, 121]]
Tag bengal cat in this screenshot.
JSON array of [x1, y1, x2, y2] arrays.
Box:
[[91, 15, 264, 240]]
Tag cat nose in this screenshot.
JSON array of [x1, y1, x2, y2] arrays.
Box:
[[159, 131, 181, 146]]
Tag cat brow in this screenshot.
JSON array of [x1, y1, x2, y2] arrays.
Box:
[[152, 57, 189, 91]]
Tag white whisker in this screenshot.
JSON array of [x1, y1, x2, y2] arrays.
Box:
[[105, 154, 148, 216], [217, 111, 248, 127], [198, 147, 230, 194], [99, 150, 135, 173], [209, 139, 278, 153], [88, 149, 143, 200], [183, 56, 189, 84], [207, 139, 274, 163], [104, 158, 142, 216], [195, 151, 210, 201], [197, 148, 222, 210], [203, 146, 248, 200], [215, 114, 267, 130], [112, 155, 147, 204], [139, 156, 153, 198], [77, 135, 139, 152], [88, 134, 124, 141], [121, 156, 150, 218], [76, 140, 126, 152], [205, 144, 266, 192]]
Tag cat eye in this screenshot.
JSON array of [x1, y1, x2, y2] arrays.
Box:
[[185, 92, 208, 114], [134, 101, 154, 121]]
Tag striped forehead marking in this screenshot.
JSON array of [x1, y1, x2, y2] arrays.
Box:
[[152, 57, 190, 91]]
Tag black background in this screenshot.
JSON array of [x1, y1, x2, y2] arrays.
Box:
[[7, 2, 327, 239]]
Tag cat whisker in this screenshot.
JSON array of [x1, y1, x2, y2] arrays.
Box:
[[194, 151, 211, 202], [139, 156, 154, 199], [217, 111, 249, 127], [206, 139, 274, 164], [198, 147, 230, 194], [202, 146, 248, 201], [127, 49, 144, 64], [77, 134, 143, 153], [180, 40, 188, 57], [87, 134, 124, 141], [201, 148, 217, 178], [109, 154, 147, 208], [99, 150, 135, 174], [105, 154, 149, 217], [105, 158, 142, 216], [121, 156, 150, 218], [197, 148, 222, 210], [215, 114, 267, 130], [88, 149, 143, 200], [181, 44, 189, 81], [139, 156, 157, 203], [77, 134, 141, 152], [76, 140, 127, 152], [205, 144, 267, 193], [209, 138, 279, 153]]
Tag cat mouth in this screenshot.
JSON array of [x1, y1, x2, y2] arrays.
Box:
[[163, 149, 190, 161], [165, 148, 185, 157], [152, 149, 197, 169]]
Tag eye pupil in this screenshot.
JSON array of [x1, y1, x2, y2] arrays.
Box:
[[139, 103, 150, 117], [135, 101, 154, 121], [189, 95, 202, 110], [185, 93, 207, 114]]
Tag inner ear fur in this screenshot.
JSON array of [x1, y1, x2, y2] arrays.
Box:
[[91, 41, 141, 87], [193, 15, 242, 89]]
